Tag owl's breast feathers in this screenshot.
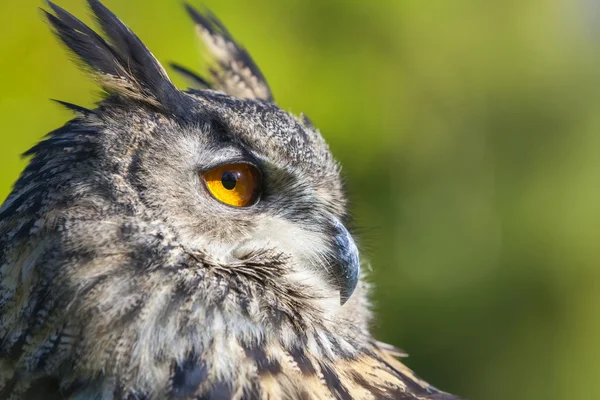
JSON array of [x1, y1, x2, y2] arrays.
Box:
[[0, 330, 457, 400], [0, 223, 457, 399]]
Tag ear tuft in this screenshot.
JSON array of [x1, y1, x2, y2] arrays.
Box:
[[173, 4, 274, 102], [45, 0, 183, 110]]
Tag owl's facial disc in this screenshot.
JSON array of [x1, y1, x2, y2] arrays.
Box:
[[330, 217, 360, 305]]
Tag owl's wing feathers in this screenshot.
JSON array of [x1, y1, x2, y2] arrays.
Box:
[[376, 340, 409, 358], [173, 3, 275, 102], [368, 343, 461, 399], [245, 341, 460, 400]]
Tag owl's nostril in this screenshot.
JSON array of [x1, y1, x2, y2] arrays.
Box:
[[330, 218, 360, 306]]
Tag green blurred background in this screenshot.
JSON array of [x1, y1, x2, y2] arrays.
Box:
[[2, 0, 600, 399]]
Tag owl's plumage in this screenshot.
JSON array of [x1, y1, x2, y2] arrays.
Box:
[[0, 1, 459, 399]]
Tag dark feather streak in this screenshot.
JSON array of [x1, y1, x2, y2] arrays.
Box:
[[319, 363, 352, 400], [351, 372, 402, 400], [52, 99, 93, 115], [289, 345, 316, 375], [171, 354, 207, 398], [244, 343, 282, 376], [170, 63, 211, 89]]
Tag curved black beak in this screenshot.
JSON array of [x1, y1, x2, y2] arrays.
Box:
[[330, 218, 360, 305]]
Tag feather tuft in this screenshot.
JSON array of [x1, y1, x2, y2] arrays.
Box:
[[175, 3, 274, 102], [44, 0, 184, 112]]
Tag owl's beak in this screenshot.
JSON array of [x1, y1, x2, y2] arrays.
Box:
[[331, 218, 360, 306]]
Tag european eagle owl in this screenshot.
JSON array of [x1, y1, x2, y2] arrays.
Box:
[[0, 1, 460, 399]]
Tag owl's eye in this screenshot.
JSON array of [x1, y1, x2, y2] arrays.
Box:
[[202, 163, 262, 207]]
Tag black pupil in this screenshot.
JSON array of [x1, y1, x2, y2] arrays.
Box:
[[221, 171, 237, 190]]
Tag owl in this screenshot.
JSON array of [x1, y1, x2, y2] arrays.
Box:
[[0, 1, 460, 399]]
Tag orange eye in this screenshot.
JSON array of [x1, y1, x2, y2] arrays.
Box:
[[202, 163, 262, 207]]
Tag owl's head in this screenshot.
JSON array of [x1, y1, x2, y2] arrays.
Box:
[[0, 0, 370, 358]]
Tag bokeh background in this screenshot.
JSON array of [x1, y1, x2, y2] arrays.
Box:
[[1, 0, 600, 399]]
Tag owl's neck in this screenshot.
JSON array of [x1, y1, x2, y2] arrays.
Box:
[[1, 203, 372, 396]]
